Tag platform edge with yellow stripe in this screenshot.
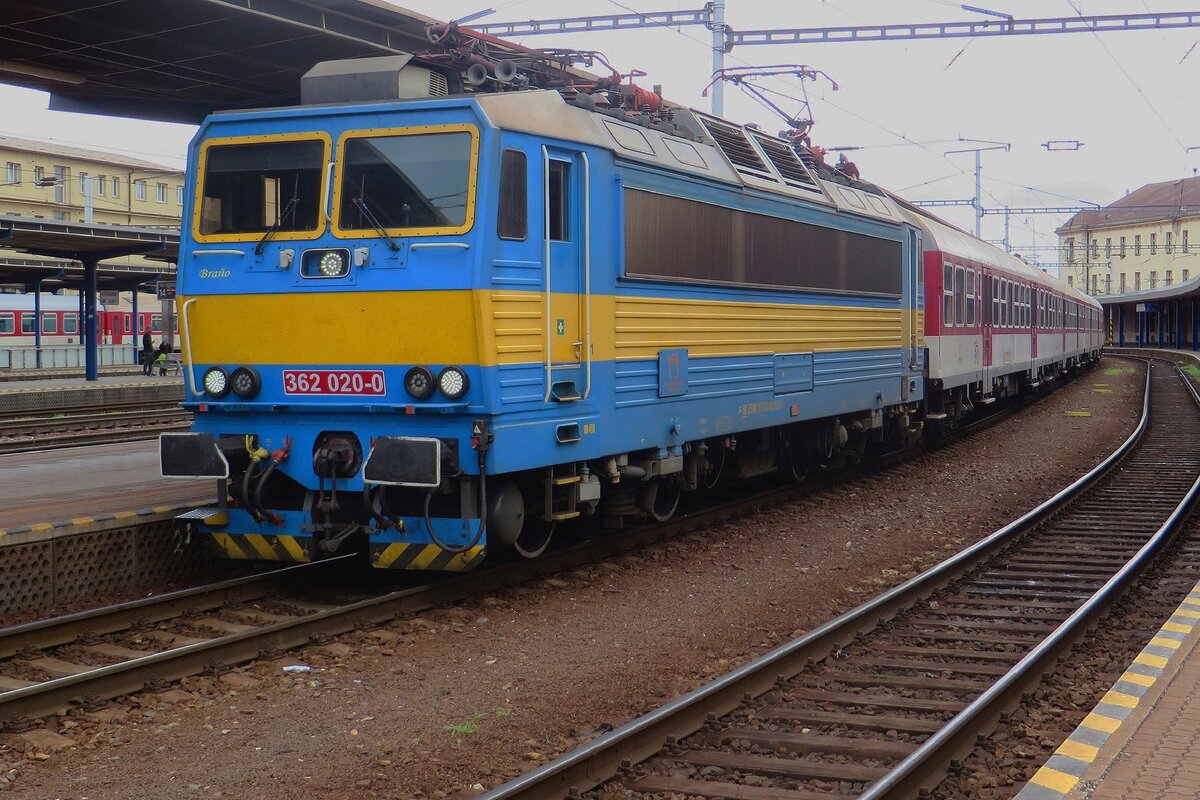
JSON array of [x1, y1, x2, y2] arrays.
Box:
[[1013, 579, 1200, 800]]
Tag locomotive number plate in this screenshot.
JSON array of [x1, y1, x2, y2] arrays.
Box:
[[282, 369, 386, 396]]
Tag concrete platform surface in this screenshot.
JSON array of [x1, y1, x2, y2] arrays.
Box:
[[0, 440, 207, 531]]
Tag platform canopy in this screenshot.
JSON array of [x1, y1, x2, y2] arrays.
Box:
[[0, 1, 448, 123], [0, 216, 179, 378]]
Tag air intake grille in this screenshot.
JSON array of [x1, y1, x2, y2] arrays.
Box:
[[700, 116, 771, 176], [428, 71, 449, 97], [751, 133, 818, 188]]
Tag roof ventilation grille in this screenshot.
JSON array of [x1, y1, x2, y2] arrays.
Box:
[[699, 116, 772, 177], [751, 133, 818, 188]]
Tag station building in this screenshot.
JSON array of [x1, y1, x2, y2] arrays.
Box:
[[1057, 174, 1200, 297]]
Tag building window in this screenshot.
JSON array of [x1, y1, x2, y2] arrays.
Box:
[[176, 185, 184, 205], [79, 171, 88, 192], [134, 179, 146, 200], [1150, 270, 1157, 287], [1065, 237, 1075, 261], [1150, 233, 1157, 254], [1067, 275, 1074, 287], [53, 165, 66, 203], [1166, 269, 1173, 285], [1090, 238, 1098, 258], [1120, 273, 1127, 292], [1105, 274, 1112, 293], [1166, 231, 1173, 253], [1105, 237, 1112, 258], [1134, 235, 1141, 255], [156, 182, 167, 203], [1120, 236, 1126, 257], [33, 166, 44, 184], [1091, 273, 1098, 293], [1135, 273, 1141, 290], [5, 162, 19, 184], [112, 176, 120, 198]]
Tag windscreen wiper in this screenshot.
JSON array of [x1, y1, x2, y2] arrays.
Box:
[[255, 185, 300, 256], [352, 196, 401, 252]]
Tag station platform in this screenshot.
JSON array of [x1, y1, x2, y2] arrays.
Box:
[[1017, 579, 1200, 800]]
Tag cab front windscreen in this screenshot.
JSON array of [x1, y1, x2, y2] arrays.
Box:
[[195, 137, 327, 238], [336, 128, 477, 236]]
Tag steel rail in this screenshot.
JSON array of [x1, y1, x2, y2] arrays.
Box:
[[473, 358, 1160, 800], [860, 357, 1200, 799]]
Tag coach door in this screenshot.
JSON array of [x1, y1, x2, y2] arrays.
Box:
[[541, 146, 592, 403]]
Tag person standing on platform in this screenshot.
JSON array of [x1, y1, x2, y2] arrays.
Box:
[[141, 329, 153, 376]]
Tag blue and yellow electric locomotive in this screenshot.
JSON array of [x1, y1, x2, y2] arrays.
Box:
[[161, 45, 928, 571]]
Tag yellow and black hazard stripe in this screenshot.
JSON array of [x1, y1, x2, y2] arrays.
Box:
[[211, 532, 311, 562], [371, 542, 486, 572]]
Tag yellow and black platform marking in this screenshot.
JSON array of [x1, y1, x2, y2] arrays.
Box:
[[371, 542, 486, 572], [1014, 580, 1200, 800], [0, 502, 204, 542], [211, 532, 311, 562]]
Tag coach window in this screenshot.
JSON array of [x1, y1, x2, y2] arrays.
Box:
[[943, 263, 954, 327], [0, 313, 12, 334], [497, 149, 527, 240], [41, 315, 57, 334], [151, 315, 162, 333], [123, 314, 131, 333], [20, 314, 34, 335], [992, 277, 1000, 326], [965, 269, 976, 325], [64, 314, 78, 334], [1007, 282, 1014, 328], [954, 266, 965, 326]]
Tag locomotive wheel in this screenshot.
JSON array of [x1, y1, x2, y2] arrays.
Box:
[[701, 447, 726, 490], [513, 497, 555, 559], [513, 519, 555, 559], [785, 430, 811, 483], [643, 478, 681, 523]]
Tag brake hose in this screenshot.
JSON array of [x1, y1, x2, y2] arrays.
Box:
[[423, 453, 487, 554]]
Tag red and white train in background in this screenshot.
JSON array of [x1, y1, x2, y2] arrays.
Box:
[[0, 292, 175, 347], [906, 204, 1103, 422]]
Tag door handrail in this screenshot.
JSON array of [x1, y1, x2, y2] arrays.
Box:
[[180, 297, 198, 394], [542, 145, 553, 403], [581, 151, 592, 400]]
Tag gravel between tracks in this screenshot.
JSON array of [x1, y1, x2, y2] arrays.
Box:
[[0, 359, 1142, 799]]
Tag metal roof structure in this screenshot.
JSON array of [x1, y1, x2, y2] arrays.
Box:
[[0, 216, 178, 263], [1059, 175, 1200, 232], [0, 1, 459, 123]]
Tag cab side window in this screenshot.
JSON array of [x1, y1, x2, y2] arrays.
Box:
[[497, 149, 527, 241]]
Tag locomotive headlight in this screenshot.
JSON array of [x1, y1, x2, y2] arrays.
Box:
[[300, 248, 351, 279], [404, 366, 437, 400], [230, 366, 261, 399], [318, 250, 345, 277], [438, 366, 469, 400], [202, 366, 230, 398]]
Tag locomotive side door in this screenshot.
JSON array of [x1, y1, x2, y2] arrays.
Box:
[[540, 146, 592, 403]]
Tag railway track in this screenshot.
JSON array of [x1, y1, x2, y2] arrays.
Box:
[[470, 356, 1200, 800], [0, 364, 1105, 729], [0, 403, 191, 454]]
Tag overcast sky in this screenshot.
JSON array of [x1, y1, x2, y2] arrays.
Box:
[[3, 0, 1199, 266]]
